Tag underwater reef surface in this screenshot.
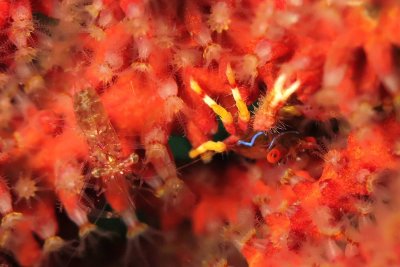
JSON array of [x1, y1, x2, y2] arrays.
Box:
[[0, 0, 400, 266]]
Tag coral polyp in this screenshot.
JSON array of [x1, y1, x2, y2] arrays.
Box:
[[0, 0, 400, 266]]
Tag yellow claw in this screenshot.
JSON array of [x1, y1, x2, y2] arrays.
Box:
[[203, 96, 234, 124], [226, 63, 236, 86], [232, 88, 250, 122], [189, 141, 226, 158], [200, 151, 215, 163], [226, 64, 250, 123], [190, 78, 203, 94], [190, 78, 233, 125], [270, 74, 300, 108], [190, 78, 234, 125]]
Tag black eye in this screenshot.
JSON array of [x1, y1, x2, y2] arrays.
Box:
[[330, 118, 339, 133]]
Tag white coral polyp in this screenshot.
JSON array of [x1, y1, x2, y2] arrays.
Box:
[[208, 2, 231, 33]]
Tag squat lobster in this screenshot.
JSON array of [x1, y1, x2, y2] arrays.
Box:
[[189, 64, 301, 160]]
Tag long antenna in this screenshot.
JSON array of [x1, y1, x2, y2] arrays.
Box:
[[237, 131, 266, 147]]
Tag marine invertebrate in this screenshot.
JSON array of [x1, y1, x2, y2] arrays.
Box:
[[0, 0, 400, 266], [188, 66, 301, 159]]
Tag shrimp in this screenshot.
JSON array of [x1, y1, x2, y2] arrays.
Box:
[[73, 88, 144, 235]]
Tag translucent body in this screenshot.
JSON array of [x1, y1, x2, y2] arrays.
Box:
[[73, 87, 140, 231], [73, 88, 138, 180]]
